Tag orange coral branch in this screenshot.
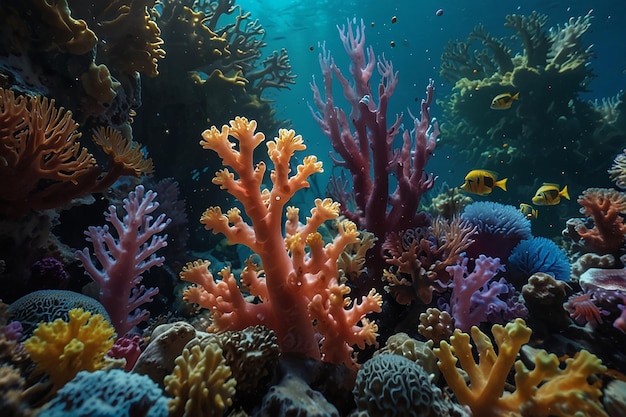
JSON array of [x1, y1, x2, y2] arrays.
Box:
[[0, 89, 155, 216], [182, 117, 382, 368]]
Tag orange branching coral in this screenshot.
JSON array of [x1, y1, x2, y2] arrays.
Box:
[[383, 216, 476, 305], [181, 117, 382, 368], [575, 188, 626, 254], [0, 88, 97, 215], [91, 125, 154, 180], [434, 318, 609, 417], [23, 308, 116, 393], [0, 89, 154, 215]]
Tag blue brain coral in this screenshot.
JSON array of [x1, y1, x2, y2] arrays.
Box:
[[507, 237, 571, 288], [39, 369, 168, 417], [461, 202, 532, 261]]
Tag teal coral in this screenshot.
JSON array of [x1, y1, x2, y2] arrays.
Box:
[[353, 354, 469, 417], [39, 369, 168, 417]]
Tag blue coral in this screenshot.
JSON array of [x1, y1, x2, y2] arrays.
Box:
[[507, 237, 571, 288], [39, 369, 168, 417], [461, 202, 532, 261]]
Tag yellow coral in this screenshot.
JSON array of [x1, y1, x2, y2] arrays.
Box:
[[91, 126, 154, 177], [23, 308, 115, 392], [164, 343, 236, 417], [434, 318, 608, 417]]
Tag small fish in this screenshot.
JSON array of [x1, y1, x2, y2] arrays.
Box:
[[460, 170, 508, 195], [519, 203, 538, 220], [531, 183, 570, 205], [490, 92, 520, 110]]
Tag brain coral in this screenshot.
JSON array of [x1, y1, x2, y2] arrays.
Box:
[[38, 369, 168, 417], [353, 354, 469, 417], [8, 289, 108, 340]]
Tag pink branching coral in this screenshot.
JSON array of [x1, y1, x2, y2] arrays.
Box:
[[75, 185, 171, 336]]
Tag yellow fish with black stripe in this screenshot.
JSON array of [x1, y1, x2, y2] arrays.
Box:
[[531, 183, 570, 205], [519, 203, 538, 220], [460, 170, 508, 196], [490, 92, 519, 110]]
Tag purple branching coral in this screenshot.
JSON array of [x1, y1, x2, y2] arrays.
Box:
[[75, 185, 171, 336], [446, 254, 527, 332], [309, 18, 438, 288]]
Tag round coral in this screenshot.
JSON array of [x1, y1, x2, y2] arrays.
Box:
[[462, 201, 531, 261], [507, 237, 571, 289], [353, 354, 434, 417]]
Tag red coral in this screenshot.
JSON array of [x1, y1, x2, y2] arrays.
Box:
[[564, 293, 607, 328], [575, 188, 626, 254], [383, 216, 476, 304]]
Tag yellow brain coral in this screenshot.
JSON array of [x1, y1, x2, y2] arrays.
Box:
[[23, 308, 115, 392], [165, 343, 236, 417]]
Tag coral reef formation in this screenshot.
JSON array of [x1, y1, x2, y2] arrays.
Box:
[[382, 217, 476, 305], [439, 10, 625, 198]]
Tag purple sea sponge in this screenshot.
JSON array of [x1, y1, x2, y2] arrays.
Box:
[[30, 257, 68, 289], [2, 320, 22, 341], [461, 202, 532, 261]]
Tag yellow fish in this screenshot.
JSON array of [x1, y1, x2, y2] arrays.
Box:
[[490, 92, 519, 110], [460, 170, 508, 195], [531, 183, 570, 205], [519, 203, 538, 220]]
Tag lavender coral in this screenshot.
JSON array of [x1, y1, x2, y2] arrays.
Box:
[[309, 19, 438, 286], [75, 185, 171, 336], [447, 254, 517, 332]]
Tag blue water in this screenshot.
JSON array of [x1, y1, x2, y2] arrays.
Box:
[[238, 0, 625, 205]]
